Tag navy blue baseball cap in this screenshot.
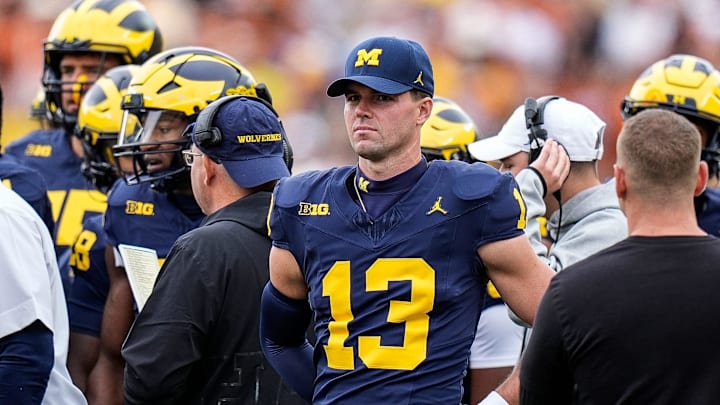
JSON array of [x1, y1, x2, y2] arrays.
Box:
[[191, 97, 290, 188], [327, 36, 434, 98]]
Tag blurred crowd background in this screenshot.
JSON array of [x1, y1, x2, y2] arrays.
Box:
[[1, 0, 719, 179]]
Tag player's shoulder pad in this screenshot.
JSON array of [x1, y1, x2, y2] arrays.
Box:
[[6, 128, 64, 147], [273, 167, 353, 208], [450, 161, 513, 200]]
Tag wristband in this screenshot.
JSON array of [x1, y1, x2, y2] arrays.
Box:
[[477, 391, 510, 405]]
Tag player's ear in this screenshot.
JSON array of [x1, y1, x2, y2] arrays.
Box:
[[695, 160, 709, 196], [201, 150, 217, 185], [417, 95, 433, 126], [613, 164, 626, 201]]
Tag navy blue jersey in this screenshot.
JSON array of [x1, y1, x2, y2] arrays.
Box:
[[5, 129, 106, 293], [68, 215, 109, 337], [104, 181, 204, 265], [270, 160, 526, 404], [698, 188, 720, 237], [0, 153, 54, 234]]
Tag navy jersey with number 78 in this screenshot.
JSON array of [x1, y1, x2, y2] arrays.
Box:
[[269, 160, 526, 404]]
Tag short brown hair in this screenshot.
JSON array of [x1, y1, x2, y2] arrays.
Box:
[[617, 109, 701, 200]]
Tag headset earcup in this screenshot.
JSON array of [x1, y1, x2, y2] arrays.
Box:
[[195, 127, 223, 148], [525, 95, 560, 164]]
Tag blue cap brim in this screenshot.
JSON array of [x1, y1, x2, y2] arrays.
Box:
[[222, 156, 290, 188], [326, 76, 414, 97]]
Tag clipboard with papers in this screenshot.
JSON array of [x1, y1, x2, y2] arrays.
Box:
[[117, 244, 161, 312]]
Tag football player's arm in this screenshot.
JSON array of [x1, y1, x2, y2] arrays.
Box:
[[0, 322, 54, 401], [86, 245, 134, 405], [260, 246, 314, 402], [478, 234, 554, 326]]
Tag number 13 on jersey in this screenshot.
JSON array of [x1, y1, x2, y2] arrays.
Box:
[[322, 258, 435, 371]]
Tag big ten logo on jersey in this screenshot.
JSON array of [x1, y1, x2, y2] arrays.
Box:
[[298, 201, 330, 216], [48, 189, 106, 248], [125, 200, 155, 216], [24, 143, 53, 157]]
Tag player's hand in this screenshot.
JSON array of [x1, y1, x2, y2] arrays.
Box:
[[529, 139, 570, 195]]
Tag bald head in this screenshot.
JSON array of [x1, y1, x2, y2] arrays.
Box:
[[617, 109, 702, 202]]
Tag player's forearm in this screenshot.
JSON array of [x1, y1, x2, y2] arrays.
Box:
[[260, 282, 315, 402], [86, 353, 124, 405], [89, 264, 135, 405]]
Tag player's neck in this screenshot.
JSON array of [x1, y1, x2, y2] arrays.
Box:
[[358, 152, 423, 182], [625, 201, 705, 237]]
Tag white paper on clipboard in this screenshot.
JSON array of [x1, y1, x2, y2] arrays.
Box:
[[117, 244, 161, 312]]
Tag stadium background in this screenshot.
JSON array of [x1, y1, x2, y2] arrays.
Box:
[[1, 0, 718, 179]]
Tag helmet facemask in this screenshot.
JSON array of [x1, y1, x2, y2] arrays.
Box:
[[114, 108, 192, 192]]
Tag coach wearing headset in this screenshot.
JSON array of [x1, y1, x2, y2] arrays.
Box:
[[469, 96, 627, 405], [469, 96, 626, 273], [121, 96, 306, 404]]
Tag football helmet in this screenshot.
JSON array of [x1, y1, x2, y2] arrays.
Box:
[[76, 64, 140, 192], [113, 46, 269, 192], [621, 54, 720, 176], [420, 97, 480, 162], [42, 0, 163, 130]]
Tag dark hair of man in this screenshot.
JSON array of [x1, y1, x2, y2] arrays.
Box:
[[410, 89, 431, 101]]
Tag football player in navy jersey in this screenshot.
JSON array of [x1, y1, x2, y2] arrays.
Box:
[[259, 36, 557, 404], [65, 64, 139, 394], [89, 46, 277, 405], [4, 0, 163, 296], [621, 54, 720, 237], [0, 83, 54, 234]]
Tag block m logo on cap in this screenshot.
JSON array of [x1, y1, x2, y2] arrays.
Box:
[[354, 48, 383, 67]]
